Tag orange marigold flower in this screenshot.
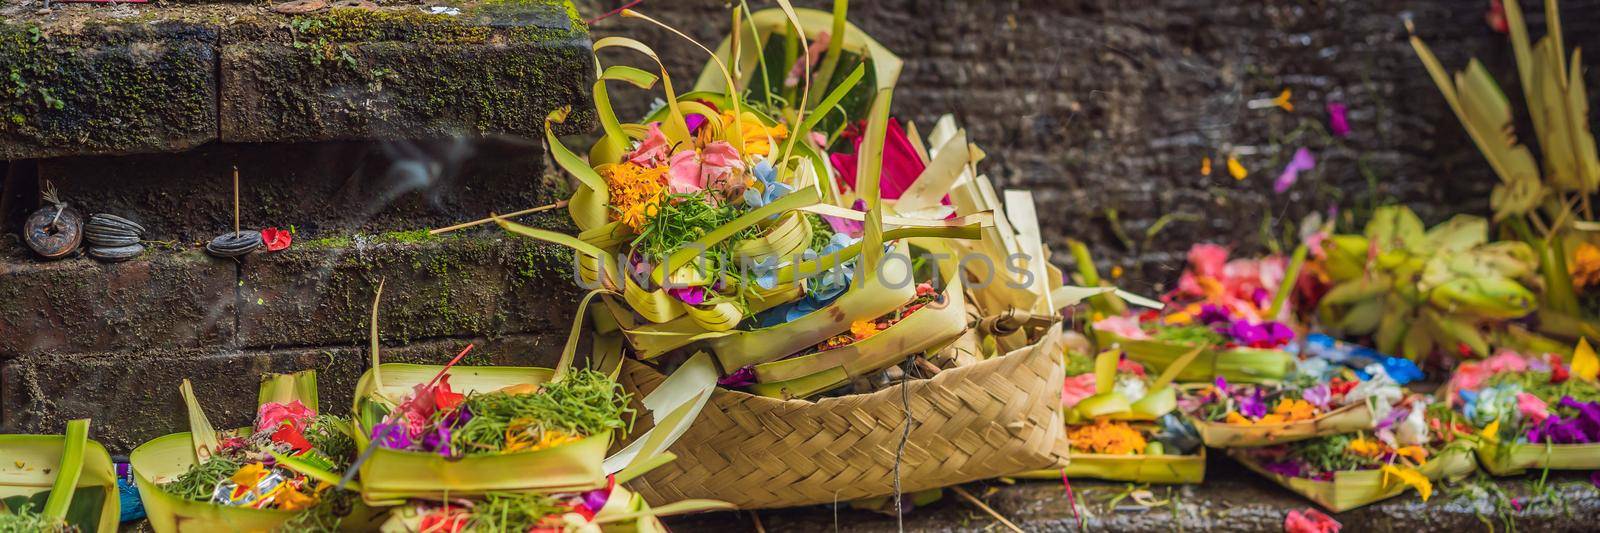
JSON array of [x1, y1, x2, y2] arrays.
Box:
[[601, 161, 667, 231], [1570, 243, 1600, 290], [1066, 419, 1148, 455], [850, 320, 882, 340], [1273, 398, 1318, 422]]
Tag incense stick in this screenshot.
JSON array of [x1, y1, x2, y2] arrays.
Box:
[[951, 486, 1024, 533], [231, 166, 240, 234], [428, 200, 567, 235]]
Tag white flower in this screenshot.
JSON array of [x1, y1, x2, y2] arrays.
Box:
[[1396, 400, 1431, 447], [1114, 375, 1147, 404]]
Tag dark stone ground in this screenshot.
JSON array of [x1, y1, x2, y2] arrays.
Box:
[[665, 453, 1600, 532]]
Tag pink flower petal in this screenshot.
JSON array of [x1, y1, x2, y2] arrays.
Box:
[[667, 150, 704, 194], [629, 123, 672, 167]]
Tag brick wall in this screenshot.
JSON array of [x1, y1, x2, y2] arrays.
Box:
[[579, 0, 1600, 291]]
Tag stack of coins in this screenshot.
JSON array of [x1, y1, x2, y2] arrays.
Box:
[[84, 213, 147, 262]]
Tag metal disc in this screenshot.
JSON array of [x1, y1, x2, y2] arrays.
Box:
[[87, 213, 146, 235], [88, 243, 145, 263], [206, 231, 263, 257], [23, 206, 83, 259]]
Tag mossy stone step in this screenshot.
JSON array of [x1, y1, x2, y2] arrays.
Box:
[[0, 0, 595, 159]]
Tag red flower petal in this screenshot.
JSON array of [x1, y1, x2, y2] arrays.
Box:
[[260, 227, 292, 252]]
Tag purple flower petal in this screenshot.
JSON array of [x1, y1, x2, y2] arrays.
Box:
[[1263, 460, 1304, 478], [718, 366, 757, 387], [1198, 304, 1231, 325], [371, 422, 412, 450], [1327, 102, 1350, 137], [1274, 148, 1316, 194], [1301, 384, 1331, 410], [1241, 388, 1268, 418]]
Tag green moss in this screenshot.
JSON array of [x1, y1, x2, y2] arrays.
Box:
[[302, 235, 354, 249], [374, 229, 437, 245], [0, 21, 212, 156]]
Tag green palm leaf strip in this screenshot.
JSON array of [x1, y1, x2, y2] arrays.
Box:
[[42, 419, 90, 522]]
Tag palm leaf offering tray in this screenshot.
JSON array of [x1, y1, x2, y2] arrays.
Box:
[[343, 286, 718, 507], [1014, 347, 1207, 484], [1180, 333, 1425, 447], [131, 372, 373, 533], [1, 420, 119, 533], [1087, 243, 1301, 384], [1228, 399, 1480, 512], [1442, 347, 1600, 475]]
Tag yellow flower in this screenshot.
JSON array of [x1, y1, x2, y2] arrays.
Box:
[[1573, 337, 1598, 382], [277, 485, 317, 511], [230, 463, 267, 487], [1346, 436, 1383, 458], [1380, 464, 1433, 501], [1164, 310, 1194, 326], [1066, 420, 1148, 455], [1480, 417, 1501, 443], [1272, 398, 1317, 422], [1570, 243, 1600, 290], [1200, 156, 1212, 176], [1393, 445, 1430, 465], [1272, 88, 1293, 112], [720, 110, 788, 157], [1225, 411, 1253, 425], [1227, 156, 1248, 180], [851, 320, 882, 340]]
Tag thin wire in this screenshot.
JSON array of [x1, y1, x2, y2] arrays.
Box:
[[893, 357, 914, 531]]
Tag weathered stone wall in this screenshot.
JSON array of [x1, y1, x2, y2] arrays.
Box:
[[579, 0, 1600, 292]]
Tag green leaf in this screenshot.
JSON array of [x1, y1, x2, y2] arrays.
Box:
[[42, 419, 88, 521]]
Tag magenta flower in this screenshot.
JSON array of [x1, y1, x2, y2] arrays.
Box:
[[822, 198, 868, 238], [1274, 148, 1316, 194], [668, 286, 708, 305], [1327, 102, 1350, 137], [831, 120, 928, 201], [582, 484, 612, 513], [718, 366, 757, 387]]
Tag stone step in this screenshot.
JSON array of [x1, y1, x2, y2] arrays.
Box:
[[0, 332, 571, 454], [0, 226, 580, 358], [0, 0, 595, 159]]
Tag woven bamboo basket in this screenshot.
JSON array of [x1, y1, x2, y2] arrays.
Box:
[[614, 326, 1066, 509]]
